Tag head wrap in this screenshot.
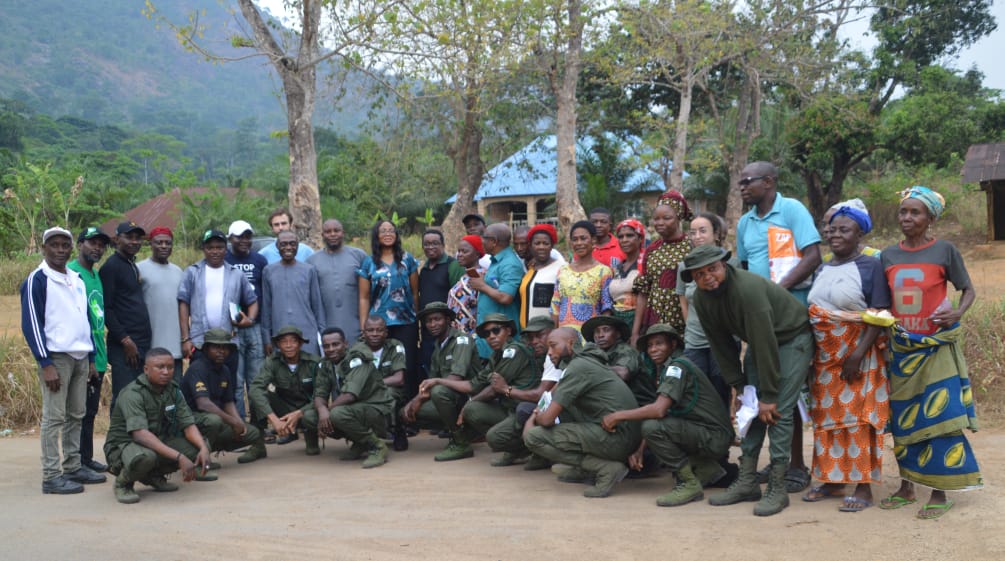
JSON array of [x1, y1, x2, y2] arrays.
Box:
[[655, 190, 693, 221], [461, 234, 485, 257], [148, 226, 174, 239], [830, 206, 872, 234], [527, 223, 558, 245], [899, 185, 945, 219], [615, 219, 646, 243]]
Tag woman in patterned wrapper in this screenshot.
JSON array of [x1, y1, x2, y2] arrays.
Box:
[[550, 220, 613, 331]]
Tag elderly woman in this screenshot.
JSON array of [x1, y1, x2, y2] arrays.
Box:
[[602, 219, 645, 330], [632, 190, 692, 342], [518, 224, 566, 328], [802, 204, 891, 512], [551, 221, 613, 331], [878, 186, 981, 520], [447, 235, 487, 338]]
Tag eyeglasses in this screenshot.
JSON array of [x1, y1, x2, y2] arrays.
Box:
[[738, 175, 769, 187], [422, 241, 443, 248], [484, 326, 505, 336], [277, 241, 299, 247], [378, 229, 396, 235]]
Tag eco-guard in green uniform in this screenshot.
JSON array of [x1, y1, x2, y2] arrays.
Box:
[[403, 303, 481, 461], [315, 329, 394, 468], [245, 326, 322, 460], [104, 349, 213, 504], [683, 245, 813, 516], [420, 313, 539, 461], [602, 324, 734, 507], [360, 316, 409, 449], [581, 316, 648, 405], [180, 329, 262, 462], [525, 328, 642, 498]]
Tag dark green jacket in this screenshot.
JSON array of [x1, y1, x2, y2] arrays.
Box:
[[471, 339, 540, 410], [105, 374, 195, 452], [249, 351, 321, 419]]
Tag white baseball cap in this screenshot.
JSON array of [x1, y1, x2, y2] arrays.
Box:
[[42, 226, 73, 244], [228, 220, 254, 236]]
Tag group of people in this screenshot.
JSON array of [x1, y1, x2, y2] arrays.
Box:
[[22, 163, 981, 519]]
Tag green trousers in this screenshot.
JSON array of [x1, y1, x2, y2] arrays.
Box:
[[194, 411, 261, 452], [106, 436, 200, 483], [414, 385, 466, 430], [459, 400, 508, 440], [642, 417, 732, 470], [524, 422, 640, 468], [741, 329, 813, 464], [486, 412, 527, 454], [329, 403, 388, 443], [256, 396, 319, 431]]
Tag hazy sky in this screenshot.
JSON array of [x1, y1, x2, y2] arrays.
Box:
[[256, 0, 1004, 93]]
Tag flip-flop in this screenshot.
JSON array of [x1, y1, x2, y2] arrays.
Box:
[[838, 496, 873, 512], [917, 500, 954, 520], [878, 495, 918, 510], [802, 485, 845, 502]]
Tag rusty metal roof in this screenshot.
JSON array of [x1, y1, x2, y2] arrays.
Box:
[[962, 143, 1005, 184], [100, 187, 265, 234]]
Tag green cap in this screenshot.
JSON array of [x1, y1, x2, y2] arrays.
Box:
[[636, 323, 684, 352], [272, 325, 308, 343], [202, 229, 227, 245], [201, 328, 237, 349], [77, 226, 110, 244], [522, 316, 556, 334], [581, 315, 630, 344], [417, 301, 456, 322], [680, 245, 731, 283], [476, 313, 517, 338]]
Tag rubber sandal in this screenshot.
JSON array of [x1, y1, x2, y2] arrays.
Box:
[[838, 496, 873, 512], [916, 500, 954, 520], [784, 466, 811, 493], [802, 485, 845, 502], [878, 495, 917, 510]]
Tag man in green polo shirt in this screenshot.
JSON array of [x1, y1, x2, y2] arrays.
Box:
[[602, 324, 734, 507], [681, 245, 813, 516], [581, 316, 647, 405], [524, 328, 642, 499], [402, 302, 481, 461], [104, 349, 212, 504]]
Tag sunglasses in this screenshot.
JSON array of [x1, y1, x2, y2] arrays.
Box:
[[484, 326, 506, 336], [738, 175, 769, 186]]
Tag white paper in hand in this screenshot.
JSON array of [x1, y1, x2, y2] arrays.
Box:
[[229, 302, 241, 323], [735, 385, 759, 438]]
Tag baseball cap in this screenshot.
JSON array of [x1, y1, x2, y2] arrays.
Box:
[[202, 229, 227, 244], [77, 226, 110, 244], [116, 221, 145, 236], [42, 227, 73, 244], [228, 220, 254, 237]]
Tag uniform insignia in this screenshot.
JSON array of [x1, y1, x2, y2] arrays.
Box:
[[165, 404, 175, 411], [665, 366, 683, 380], [267, 383, 276, 393], [302, 378, 312, 384], [195, 382, 207, 391], [220, 381, 228, 388], [445, 355, 453, 361], [456, 336, 469, 345], [350, 358, 363, 369], [503, 348, 516, 359], [396, 344, 404, 354]]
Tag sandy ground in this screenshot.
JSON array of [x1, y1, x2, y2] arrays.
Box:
[[0, 430, 1002, 561]]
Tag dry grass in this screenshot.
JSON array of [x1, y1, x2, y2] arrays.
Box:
[[961, 298, 1005, 427]]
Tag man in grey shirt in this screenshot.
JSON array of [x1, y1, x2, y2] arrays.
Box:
[[307, 219, 366, 343], [136, 226, 184, 381], [263, 230, 326, 356]]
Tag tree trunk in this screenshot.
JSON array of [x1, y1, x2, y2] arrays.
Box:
[[554, 0, 587, 238], [722, 71, 761, 237], [442, 93, 484, 254], [668, 73, 694, 193]]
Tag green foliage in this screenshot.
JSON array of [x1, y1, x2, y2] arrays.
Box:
[[176, 186, 275, 248]]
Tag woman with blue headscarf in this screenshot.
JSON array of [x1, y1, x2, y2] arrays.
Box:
[[878, 186, 981, 520]]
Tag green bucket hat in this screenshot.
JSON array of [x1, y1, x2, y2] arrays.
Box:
[[581, 315, 630, 344], [201, 328, 237, 349], [680, 245, 731, 283], [272, 325, 308, 343], [417, 301, 456, 323], [476, 313, 517, 338], [636, 323, 684, 352], [522, 316, 556, 334]]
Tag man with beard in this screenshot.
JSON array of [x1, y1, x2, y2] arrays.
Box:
[[401, 302, 480, 461], [314, 327, 394, 468], [225, 220, 269, 419], [259, 208, 314, 264], [307, 219, 367, 344], [181, 329, 261, 465], [601, 324, 734, 507], [524, 328, 641, 499], [100, 221, 152, 407], [137, 227, 184, 380], [68, 226, 111, 473], [681, 245, 812, 516], [262, 230, 326, 356]]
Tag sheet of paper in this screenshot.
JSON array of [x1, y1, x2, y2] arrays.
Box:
[[735, 385, 759, 438], [537, 391, 559, 424]]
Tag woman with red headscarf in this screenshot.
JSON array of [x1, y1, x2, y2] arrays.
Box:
[[518, 224, 566, 328], [631, 190, 692, 343], [447, 235, 487, 337], [603, 218, 645, 329]]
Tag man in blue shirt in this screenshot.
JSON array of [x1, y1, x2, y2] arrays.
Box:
[[258, 208, 314, 264], [469, 223, 523, 359], [735, 161, 820, 494], [225, 220, 269, 419]]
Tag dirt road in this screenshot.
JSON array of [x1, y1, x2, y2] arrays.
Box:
[[1, 431, 1001, 561]]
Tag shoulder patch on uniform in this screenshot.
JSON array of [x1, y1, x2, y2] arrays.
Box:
[[349, 357, 363, 369], [502, 348, 516, 359], [267, 383, 276, 393], [195, 381, 207, 391], [395, 344, 405, 354], [665, 366, 683, 380], [456, 336, 469, 345], [220, 381, 228, 388]]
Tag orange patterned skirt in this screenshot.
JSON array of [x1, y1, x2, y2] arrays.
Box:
[[808, 305, 890, 484]]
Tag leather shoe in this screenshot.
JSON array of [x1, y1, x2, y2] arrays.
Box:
[[65, 466, 107, 484], [82, 459, 108, 473], [276, 433, 299, 445], [42, 475, 84, 495]]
